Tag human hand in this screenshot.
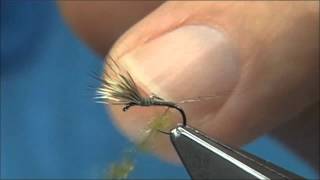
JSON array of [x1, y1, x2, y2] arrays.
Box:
[[60, 1, 319, 168]]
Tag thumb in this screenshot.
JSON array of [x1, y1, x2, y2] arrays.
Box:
[[107, 1, 319, 163]]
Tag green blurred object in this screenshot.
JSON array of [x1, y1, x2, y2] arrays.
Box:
[[107, 154, 135, 179], [106, 109, 172, 179], [138, 109, 172, 152]]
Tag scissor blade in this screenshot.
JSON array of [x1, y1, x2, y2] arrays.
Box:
[[170, 125, 303, 179]]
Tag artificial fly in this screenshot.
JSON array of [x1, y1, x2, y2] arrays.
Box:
[[95, 56, 188, 126], [95, 56, 227, 128]]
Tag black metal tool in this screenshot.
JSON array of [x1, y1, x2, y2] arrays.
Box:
[[170, 125, 304, 179]]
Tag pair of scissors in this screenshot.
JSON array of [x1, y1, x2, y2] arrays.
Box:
[[169, 124, 304, 179]]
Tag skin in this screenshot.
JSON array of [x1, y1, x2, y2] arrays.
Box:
[[59, 1, 319, 170]]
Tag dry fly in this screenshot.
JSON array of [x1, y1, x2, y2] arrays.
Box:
[[95, 56, 227, 126]]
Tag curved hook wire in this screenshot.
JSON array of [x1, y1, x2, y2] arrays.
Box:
[[123, 102, 187, 135], [123, 102, 187, 126]]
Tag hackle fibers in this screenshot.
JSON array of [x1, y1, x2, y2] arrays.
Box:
[[95, 56, 143, 106]]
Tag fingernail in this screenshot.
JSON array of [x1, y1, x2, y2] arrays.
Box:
[[118, 25, 240, 102]]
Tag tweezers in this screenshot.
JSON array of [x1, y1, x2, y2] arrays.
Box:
[[170, 125, 304, 179]]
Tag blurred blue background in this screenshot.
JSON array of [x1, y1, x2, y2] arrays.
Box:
[[1, 1, 318, 179]]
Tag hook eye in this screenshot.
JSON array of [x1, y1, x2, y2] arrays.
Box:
[[123, 102, 137, 112]]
